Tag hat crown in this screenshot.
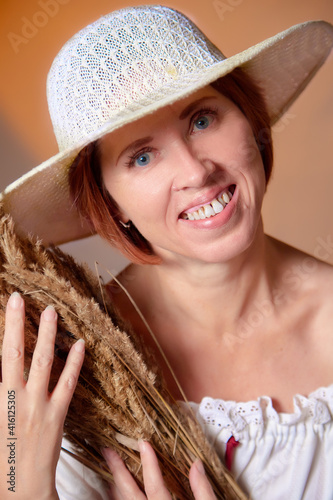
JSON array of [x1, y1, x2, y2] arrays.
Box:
[[47, 5, 225, 151]]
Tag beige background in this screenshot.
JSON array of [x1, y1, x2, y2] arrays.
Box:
[[1, 0, 332, 278]]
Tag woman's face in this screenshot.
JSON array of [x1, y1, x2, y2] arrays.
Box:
[[99, 85, 266, 264]]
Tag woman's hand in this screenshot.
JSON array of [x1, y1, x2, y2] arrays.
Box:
[[0, 292, 85, 500], [104, 440, 217, 500]]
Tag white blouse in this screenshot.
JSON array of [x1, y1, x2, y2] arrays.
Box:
[[190, 384, 333, 499], [56, 384, 333, 499]]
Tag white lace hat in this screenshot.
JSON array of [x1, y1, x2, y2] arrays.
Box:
[[1, 5, 333, 245]]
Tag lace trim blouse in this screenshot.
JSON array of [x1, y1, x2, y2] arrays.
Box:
[[189, 384, 333, 499], [56, 384, 333, 499]]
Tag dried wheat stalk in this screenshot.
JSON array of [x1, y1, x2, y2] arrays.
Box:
[[0, 207, 247, 500]]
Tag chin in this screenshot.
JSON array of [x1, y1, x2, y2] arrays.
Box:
[[193, 220, 264, 264]]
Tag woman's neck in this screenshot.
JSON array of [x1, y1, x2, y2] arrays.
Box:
[[127, 230, 280, 339]]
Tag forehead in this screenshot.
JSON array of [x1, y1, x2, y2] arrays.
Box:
[[100, 85, 224, 149], [160, 84, 222, 116]]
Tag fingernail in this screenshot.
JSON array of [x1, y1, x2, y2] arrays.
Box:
[[43, 305, 57, 321], [102, 448, 120, 466], [102, 448, 112, 460], [194, 459, 206, 475], [138, 439, 147, 453], [74, 339, 85, 353], [8, 292, 22, 310]]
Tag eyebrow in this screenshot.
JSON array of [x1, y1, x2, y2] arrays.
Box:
[[117, 136, 153, 163], [178, 96, 218, 120]]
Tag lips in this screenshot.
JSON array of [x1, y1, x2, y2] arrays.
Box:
[[180, 185, 235, 220]]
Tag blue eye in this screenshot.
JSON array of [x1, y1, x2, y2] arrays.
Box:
[[135, 152, 151, 167], [195, 115, 209, 129], [193, 114, 211, 131], [191, 107, 218, 133], [127, 148, 154, 168]]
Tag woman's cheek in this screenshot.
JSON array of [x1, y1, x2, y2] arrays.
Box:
[[237, 135, 261, 164]]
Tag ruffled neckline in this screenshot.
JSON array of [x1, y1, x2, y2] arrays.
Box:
[[189, 384, 333, 441]]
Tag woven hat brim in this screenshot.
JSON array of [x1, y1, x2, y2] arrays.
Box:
[[1, 20, 333, 246]]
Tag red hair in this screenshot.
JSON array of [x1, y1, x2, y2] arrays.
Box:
[[69, 68, 273, 265]]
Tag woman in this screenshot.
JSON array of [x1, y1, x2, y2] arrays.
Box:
[[1, 5, 333, 499]]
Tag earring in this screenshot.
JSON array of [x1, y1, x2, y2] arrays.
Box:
[[119, 220, 131, 229]]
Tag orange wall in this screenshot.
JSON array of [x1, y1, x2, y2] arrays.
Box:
[[1, 0, 333, 268]]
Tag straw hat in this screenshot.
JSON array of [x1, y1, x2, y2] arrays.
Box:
[[1, 5, 333, 246]]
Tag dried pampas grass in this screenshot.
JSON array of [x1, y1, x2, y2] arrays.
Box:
[[0, 207, 247, 500]]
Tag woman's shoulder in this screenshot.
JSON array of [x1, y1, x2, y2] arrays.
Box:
[[105, 263, 149, 333], [268, 235, 333, 289], [268, 236, 333, 390], [267, 235, 333, 328]]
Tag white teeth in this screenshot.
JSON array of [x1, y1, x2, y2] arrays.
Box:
[[204, 204, 215, 217], [182, 187, 234, 221], [198, 208, 206, 219], [211, 199, 224, 213], [217, 195, 225, 206], [222, 192, 230, 203]]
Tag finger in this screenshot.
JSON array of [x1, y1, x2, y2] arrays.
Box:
[[108, 482, 124, 500], [2, 292, 25, 388], [26, 306, 58, 395], [189, 459, 217, 500], [139, 440, 171, 500], [103, 448, 146, 499], [49, 339, 85, 418]]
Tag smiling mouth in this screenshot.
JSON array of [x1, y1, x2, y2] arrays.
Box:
[[180, 185, 236, 220]]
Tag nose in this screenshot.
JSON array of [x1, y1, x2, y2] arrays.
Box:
[[171, 141, 216, 191]]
